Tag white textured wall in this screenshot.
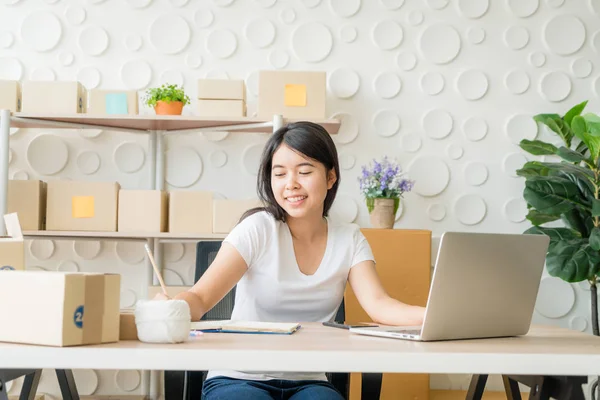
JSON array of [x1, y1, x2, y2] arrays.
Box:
[[1, 0, 599, 398]]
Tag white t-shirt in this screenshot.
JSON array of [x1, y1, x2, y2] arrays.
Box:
[[206, 210, 375, 382]]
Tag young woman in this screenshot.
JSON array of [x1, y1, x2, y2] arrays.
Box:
[[157, 121, 426, 400]]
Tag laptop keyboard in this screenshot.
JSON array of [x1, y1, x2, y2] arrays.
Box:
[[385, 328, 421, 335]]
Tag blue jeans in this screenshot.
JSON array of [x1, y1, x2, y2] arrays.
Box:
[[202, 376, 345, 400]]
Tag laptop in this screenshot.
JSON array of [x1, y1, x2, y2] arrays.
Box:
[[350, 231, 550, 341]]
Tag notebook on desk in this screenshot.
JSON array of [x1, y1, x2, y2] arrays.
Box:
[[190, 320, 301, 335]]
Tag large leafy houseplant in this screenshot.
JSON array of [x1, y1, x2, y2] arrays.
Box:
[[517, 100, 600, 339]]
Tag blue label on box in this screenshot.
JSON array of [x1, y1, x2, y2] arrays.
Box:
[[74, 305, 84, 328], [0, 266, 14, 271]]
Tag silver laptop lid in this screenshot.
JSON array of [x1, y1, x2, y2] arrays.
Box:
[[420, 231, 550, 341]]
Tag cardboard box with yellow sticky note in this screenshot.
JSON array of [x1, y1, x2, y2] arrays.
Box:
[[0, 80, 21, 112], [0, 213, 25, 272], [258, 70, 326, 119], [46, 181, 120, 231]]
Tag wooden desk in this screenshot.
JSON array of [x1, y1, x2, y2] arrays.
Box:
[[0, 323, 598, 376]]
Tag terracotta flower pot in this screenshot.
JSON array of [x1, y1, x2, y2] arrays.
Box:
[[154, 101, 184, 115], [367, 197, 399, 229]]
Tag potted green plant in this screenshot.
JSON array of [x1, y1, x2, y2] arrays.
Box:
[[358, 156, 414, 229], [144, 83, 190, 115]]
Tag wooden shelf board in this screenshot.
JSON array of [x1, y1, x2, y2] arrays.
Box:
[[10, 113, 340, 134], [23, 230, 227, 241]]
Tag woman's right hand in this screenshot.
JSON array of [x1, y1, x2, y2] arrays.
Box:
[[153, 292, 171, 301]]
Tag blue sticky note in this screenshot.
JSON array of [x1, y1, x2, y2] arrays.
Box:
[[105, 93, 129, 115]]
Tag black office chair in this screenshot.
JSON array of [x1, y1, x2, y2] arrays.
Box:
[[163, 241, 382, 400]]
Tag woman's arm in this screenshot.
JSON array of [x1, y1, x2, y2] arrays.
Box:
[[347, 260, 425, 326], [169, 242, 248, 321]]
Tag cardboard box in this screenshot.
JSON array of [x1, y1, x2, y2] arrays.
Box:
[[0, 271, 121, 346], [46, 181, 120, 231], [258, 70, 326, 119], [118, 190, 168, 233], [119, 309, 138, 340], [8, 179, 46, 231], [213, 199, 262, 234], [21, 81, 86, 114], [0, 213, 24, 271], [196, 99, 246, 117], [87, 89, 139, 115], [0, 80, 21, 112], [168, 191, 213, 234], [197, 79, 245, 100]]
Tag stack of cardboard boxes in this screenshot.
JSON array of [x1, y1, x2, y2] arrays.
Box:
[[196, 79, 246, 117]]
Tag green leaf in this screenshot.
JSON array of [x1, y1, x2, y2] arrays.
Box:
[[544, 118, 571, 146], [519, 139, 558, 156], [583, 113, 600, 137], [524, 226, 580, 241], [525, 209, 560, 225], [516, 161, 549, 177], [561, 208, 591, 237], [593, 199, 600, 217], [533, 113, 561, 123], [590, 227, 600, 250], [563, 100, 588, 126], [546, 238, 600, 282], [556, 146, 586, 163], [523, 175, 591, 215], [571, 115, 587, 141]]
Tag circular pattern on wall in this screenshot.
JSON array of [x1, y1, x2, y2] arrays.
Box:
[[194, 9, 214, 27], [330, 0, 361, 17], [77, 151, 101, 175], [420, 72, 444, 95], [127, 0, 152, 8], [12, 171, 29, 180], [73, 241, 102, 259], [30, 240, 55, 260], [507, 0, 539, 17], [124, 34, 143, 51], [529, 52, 546, 67], [457, 0, 488, 18], [163, 269, 184, 285], [79, 26, 109, 56], [280, 8, 296, 24], [186, 54, 202, 69], [464, 162, 488, 186], [427, 0, 448, 9], [115, 370, 141, 392], [121, 60, 152, 90], [0, 31, 14, 48], [400, 134, 421, 152], [160, 70, 184, 87], [330, 112, 359, 144], [27, 135, 68, 175], [571, 58, 593, 78], [114, 142, 145, 173], [0, 58, 23, 80], [339, 25, 357, 43], [206, 29, 237, 59], [503, 198, 528, 222], [77, 67, 101, 89], [21, 11, 62, 52], [329, 194, 358, 223], [504, 69, 530, 94], [569, 316, 588, 332], [372, 20, 403, 50], [407, 156, 450, 197], [407, 10, 424, 26], [535, 277, 574, 318], [57, 261, 79, 272], [397, 52, 417, 71], [269, 50, 289, 69], [116, 242, 144, 264], [150, 15, 190, 54], [503, 153, 528, 177], [446, 143, 463, 160], [504, 26, 529, 50], [373, 72, 401, 99], [543, 15, 585, 55], [456, 69, 488, 100], [428, 204, 446, 221], [65, 6, 86, 25], [539, 71, 571, 102], [419, 24, 460, 64], [209, 150, 228, 168], [31, 67, 56, 81], [291, 22, 332, 62], [72, 370, 98, 395], [328, 68, 360, 99], [339, 154, 356, 170], [245, 18, 275, 48], [506, 114, 538, 144], [242, 144, 264, 176], [454, 194, 486, 225], [373, 110, 400, 137], [165, 243, 185, 263], [202, 131, 229, 141], [166, 147, 203, 187], [120, 289, 137, 308], [423, 109, 453, 139], [466, 27, 485, 44], [380, 0, 404, 9]]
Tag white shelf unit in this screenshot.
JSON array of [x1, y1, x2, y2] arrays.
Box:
[[0, 109, 340, 400]]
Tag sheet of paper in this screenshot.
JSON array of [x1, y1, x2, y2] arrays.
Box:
[[105, 93, 129, 115], [72, 196, 95, 218], [284, 84, 307, 107]]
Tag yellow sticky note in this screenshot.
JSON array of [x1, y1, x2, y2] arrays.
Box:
[[72, 196, 95, 218], [284, 84, 307, 107]]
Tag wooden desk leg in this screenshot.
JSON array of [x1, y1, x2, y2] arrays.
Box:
[[19, 370, 41, 400], [56, 370, 80, 400], [502, 375, 522, 400], [361, 373, 382, 400], [466, 374, 488, 400]]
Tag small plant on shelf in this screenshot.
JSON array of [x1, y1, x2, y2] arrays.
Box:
[[144, 84, 191, 116]]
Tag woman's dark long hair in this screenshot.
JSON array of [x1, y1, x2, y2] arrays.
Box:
[[240, 121, 340, 223]]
